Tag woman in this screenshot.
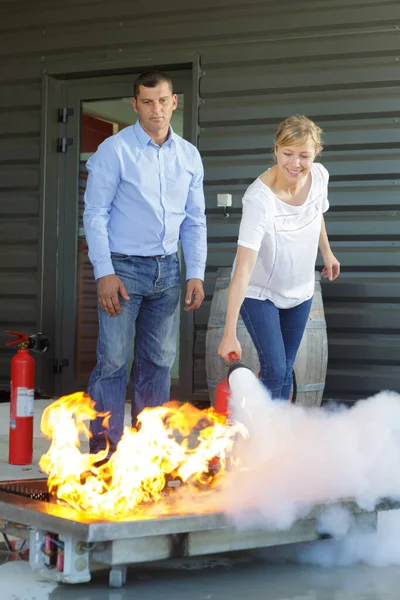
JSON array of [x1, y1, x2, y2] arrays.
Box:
[[218, 115, 340, 401]]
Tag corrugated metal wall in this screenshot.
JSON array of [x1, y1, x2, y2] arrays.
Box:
[[0, 0, 399, 400]]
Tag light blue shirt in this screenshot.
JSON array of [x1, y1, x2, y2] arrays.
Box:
[[83, 121, 207, 281]]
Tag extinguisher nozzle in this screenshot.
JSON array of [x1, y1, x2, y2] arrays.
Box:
[[227, 361, 252, 384]]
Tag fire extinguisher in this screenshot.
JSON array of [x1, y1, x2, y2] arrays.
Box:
[[5, 331, 49, 465], [209, 354, 251, 476], [214, 354, 297, 417], [214, 352, 252, 418]]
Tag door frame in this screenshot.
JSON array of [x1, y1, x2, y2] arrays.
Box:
[[39, 60, 201, 400]]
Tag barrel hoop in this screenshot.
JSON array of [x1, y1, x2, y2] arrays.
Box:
[[208, 378, 324, 393], [296, 383, 325, 392], [208, 319, 326, 329], [206, 378, 223, 387], [304, 320, 326, 329], [207, 320, 247, 328]]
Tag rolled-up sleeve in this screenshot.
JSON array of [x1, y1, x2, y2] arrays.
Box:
[[316, 163, 330, 213], [179, 149, 207, 281], [238, 191, 269, 252], [83, 141, 121, 280]]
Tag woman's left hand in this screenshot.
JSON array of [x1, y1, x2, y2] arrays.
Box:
[[321, 251, 340, 281]]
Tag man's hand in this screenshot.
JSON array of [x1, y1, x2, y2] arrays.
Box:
[[184, 278, 205, 311], [97, 274, 130, 316]]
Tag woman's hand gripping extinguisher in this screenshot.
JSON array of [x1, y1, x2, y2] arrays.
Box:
[[5, 331, 49, 465]]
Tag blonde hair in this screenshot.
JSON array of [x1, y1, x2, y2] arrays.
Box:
[[273, 115, 323, 157]]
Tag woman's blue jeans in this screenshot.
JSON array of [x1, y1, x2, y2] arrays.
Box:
[[88, 253, 181, 455], [240, 296, 312, 401]]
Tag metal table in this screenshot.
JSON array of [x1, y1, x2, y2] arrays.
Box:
[[0, 479, 397, 588]]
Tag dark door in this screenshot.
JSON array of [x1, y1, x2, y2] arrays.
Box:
[[54, 71, 195, 400]]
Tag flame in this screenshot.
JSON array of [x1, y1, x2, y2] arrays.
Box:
[[39, 393, 245, 519]]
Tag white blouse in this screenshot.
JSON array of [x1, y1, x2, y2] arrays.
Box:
[[237, 162, 330, 309]]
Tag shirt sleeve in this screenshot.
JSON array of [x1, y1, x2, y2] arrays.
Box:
[[179, 149, 207, 281], [238, 189, 270, 252], [316, 163, 330, 213], [83, 140, 121, 280]]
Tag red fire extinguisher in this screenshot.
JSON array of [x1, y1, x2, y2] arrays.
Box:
[[5, 331, 49, 465], [214, 352, 240, 418]]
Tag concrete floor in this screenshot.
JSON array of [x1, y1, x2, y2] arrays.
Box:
[[2, 550, 400, 600], [0, 400, 400, 600], [48, 559, 400, 600]]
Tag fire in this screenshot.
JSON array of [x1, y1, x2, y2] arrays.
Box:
[[39, 393, 246, 519]]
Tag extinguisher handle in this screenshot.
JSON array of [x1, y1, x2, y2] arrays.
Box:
[[5, 331, 29, 347], [5, 330, 49, 353], [228, 352, 240, 362]]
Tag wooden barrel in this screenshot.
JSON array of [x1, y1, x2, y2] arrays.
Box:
[[205, 268, 328, 407]]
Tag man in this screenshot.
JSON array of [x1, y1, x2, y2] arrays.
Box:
[[83, 71, 207, 456]]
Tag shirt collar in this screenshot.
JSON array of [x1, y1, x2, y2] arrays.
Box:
[[134, 120, 174, 148]]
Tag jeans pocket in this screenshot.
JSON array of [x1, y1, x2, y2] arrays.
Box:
[[111, 252, 130, 261]]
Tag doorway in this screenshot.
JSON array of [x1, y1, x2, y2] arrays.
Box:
[[49, 71, 195, 400]]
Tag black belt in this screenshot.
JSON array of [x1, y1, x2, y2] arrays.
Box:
[[133, 254, 168, 259], [143, 254, 165, 259], [113, 253, 175, 260]]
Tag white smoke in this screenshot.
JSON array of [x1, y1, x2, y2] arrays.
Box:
[[298, 508, 400, 567], [221, 368, 400, 537], [252, 508, 400, 568]]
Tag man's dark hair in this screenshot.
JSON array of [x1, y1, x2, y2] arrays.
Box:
[[133, 71, 173, 99]]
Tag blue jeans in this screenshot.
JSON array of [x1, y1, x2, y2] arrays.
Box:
[[240, 297, 312, 401], [88, 253, 181, 454]]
